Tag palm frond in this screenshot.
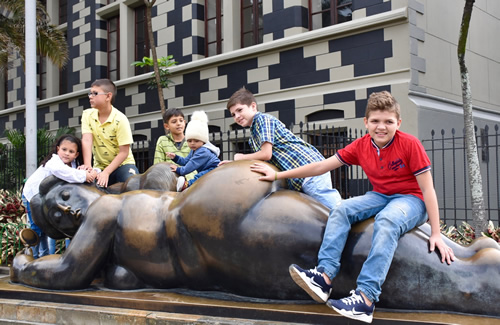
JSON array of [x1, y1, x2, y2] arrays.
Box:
[[0, 0, 68, 70]]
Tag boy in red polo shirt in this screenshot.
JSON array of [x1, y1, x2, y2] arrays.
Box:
[[250, 91, 455, 323]]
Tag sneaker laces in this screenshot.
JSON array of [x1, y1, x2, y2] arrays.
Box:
[[341, 290, 364, 305], [310, 267, 323, 276]]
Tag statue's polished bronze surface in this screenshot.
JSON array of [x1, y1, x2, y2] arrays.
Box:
[[10, 161, 500, 317]]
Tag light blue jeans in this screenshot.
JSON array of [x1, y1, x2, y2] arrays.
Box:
[[318, 191, 428, 303], [22, 195, 51, 258], [301, 172, 342, 210], [22, 195, 68, 257]]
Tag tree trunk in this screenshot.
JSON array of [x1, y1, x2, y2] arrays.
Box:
[[144, 0, 166, 116], [457, 0, 487, 237]]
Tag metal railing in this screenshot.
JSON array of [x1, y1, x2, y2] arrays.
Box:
[[422, 125, 500, 227], [1, 123, 499, 227]]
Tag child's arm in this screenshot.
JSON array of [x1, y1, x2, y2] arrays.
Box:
[[416, 171, 455, 265], [81, 133, 93, 169], [173, 149, 207, 176], [251, 154, 342, 181], [96, 144, 130, 187], [234, 142, 273, 161], [219, 142, 273, 166], [45, 155, 87, 183]]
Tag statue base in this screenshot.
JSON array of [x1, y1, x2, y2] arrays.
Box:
[[0, 271, 495, 324]]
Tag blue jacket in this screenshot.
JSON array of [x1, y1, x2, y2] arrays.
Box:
[[173, 142, 221, 176]]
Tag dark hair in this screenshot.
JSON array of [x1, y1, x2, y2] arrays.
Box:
[[226, 87, 257, 110], [365, 91, 401, 120], [162, 108, 185, 123], [91, 79, 117, 104], [40, 134, 83, 167]]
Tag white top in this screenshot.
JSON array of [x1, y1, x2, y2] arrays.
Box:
[[22, 154, 87, 201]]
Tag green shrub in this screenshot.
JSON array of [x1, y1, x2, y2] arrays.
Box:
[[441, 220, 500, 245], [0, 189, 27, 265]]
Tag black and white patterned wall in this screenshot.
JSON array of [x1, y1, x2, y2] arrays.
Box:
[[1, 0, 397, 144]]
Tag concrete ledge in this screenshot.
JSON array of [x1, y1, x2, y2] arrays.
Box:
[[0, 299, 302, 325], [0, 275, 497, 325]]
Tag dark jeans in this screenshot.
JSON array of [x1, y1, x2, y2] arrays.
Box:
[[108, 164, 139, 185]]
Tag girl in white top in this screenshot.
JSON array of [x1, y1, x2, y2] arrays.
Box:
[[22, 134, 96, 258]]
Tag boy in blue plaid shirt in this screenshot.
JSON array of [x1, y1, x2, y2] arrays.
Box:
[[220, 87, 341, 210]]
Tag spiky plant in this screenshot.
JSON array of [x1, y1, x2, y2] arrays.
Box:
[[0, 0, 68, 73]]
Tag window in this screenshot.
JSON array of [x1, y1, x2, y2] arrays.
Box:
[[205, 0, 224, 57], [303, 122, 350, 197], [59, 31, 69, 95], [38, 56, 47, 100], [241, 0, 262, 48], [59, 0, 67, 25], [1, 71, 6, 110], [108, 16, 120, 80], [309, 0, 352, 30], [134, 5, 151, 75], [59, 66, 68, 95]]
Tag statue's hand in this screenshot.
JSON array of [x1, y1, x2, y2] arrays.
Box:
[[10, 253, 34, 283]]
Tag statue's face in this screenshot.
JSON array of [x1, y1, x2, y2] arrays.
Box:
[[31, 178, 102, 239]]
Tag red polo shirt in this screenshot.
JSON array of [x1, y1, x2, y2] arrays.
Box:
[[335, 130, 431, 201]]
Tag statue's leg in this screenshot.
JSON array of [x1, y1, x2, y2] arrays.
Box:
[[104, 264, 145, 290]]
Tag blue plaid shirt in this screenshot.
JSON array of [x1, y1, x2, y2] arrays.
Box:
[[249, 112, 325, 191]]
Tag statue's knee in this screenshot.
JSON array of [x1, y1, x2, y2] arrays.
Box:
[[104, 265, 144, 290]]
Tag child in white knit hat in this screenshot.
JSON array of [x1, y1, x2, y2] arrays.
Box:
[[167, 110, 221, 191]]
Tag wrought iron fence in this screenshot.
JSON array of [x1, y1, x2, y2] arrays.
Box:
[[421, 124, 500, 227], [1, 123, 499, 227]]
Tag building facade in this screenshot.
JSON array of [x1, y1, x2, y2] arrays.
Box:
[[1, 0, 500, 157]]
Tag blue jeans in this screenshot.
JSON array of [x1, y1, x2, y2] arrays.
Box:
[[301, 172, 341, 210], [187, 168, 215, 187], [318, 191, 427, 303], [109, 164, 139, 185], [22, 195, 53, 258]]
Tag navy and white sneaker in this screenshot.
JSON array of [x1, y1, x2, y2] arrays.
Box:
[[176, 176, 186, 192], [327, 289, 375, 324], [288, 264, 332, 303]]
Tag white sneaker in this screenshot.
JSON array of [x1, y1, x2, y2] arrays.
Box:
[[176, 176, 186, 192]]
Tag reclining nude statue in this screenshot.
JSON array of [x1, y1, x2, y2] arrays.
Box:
[[10, 161, 500, 317]]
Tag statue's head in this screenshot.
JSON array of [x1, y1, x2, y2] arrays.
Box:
[[30, 176, 103, 239]]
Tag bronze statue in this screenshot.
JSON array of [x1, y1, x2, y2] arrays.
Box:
[[10, 161, 500, 317]]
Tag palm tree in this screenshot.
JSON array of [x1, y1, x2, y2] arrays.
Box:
[[0, 0, 68, 73], [457, 0, 487, 236]]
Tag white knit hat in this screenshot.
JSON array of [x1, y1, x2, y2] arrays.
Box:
[[185, 110, 209, 143]]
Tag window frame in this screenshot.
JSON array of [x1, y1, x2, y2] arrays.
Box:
[[240, 0, 263, 48], [38, 56, 47, 100], [134, 5, 151, 75], [205, 0, 224, 57], [59, 0, 67, 25], [308, 0, 352, 31], [107, 15, 120, 80]]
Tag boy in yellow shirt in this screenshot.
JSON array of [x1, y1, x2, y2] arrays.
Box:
[[80, 79, 138, 187]]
